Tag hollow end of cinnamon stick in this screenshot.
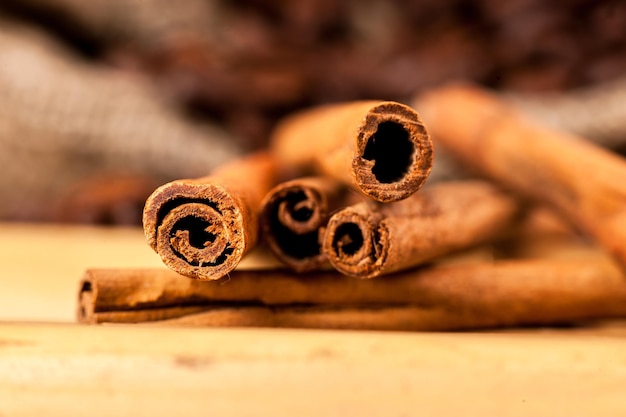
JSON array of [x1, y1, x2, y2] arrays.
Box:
[[142, 181, 247, 280], [323, 181, 523, 279], [354, 102, 433, 202], [260, 179, 333, 272], [323, 205, 388, 279], [142, 152, 276, 280], [272, 101, 433, 203], [77, 272, 97, 324]]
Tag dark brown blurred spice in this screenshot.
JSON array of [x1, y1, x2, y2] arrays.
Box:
[[3, 0, 626, 225], [4, 0, 626, 152]]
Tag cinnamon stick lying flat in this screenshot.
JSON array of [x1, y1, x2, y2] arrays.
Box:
[[271, 101, 433, 202], [323, 181, 520, 278], [260, 177, 360, 272], [77, 266, 448, 322], [415, 83, 626, 268], [142, 152, 277, 280], [78, 254, 626, 330]]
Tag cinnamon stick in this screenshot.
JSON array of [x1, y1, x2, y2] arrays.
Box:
[[142, 152, 277, 280], [270, 101, 434, 202], [260, 177, 361, 272], [415, 83, 626, 268], [323, 181, 520, 278], [79, 255, 626, 330], [77, 267, 441, 321]]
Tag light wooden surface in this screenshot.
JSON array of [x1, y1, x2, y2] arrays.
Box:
[[2, 322, 626, 416], [0, 222, 163, 321], [1, 222, 626, 415], [0, 222, 276, 322]]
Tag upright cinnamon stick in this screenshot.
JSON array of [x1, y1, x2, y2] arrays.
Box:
[[260, 177, 360, 272], [323, 181, 520, 278], [79, 254, 626, 330], [271, 101, 434, 202], [142, 152, 277, 280], [415, 83, 626, 268]]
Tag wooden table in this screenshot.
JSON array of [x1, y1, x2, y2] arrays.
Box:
[[1, 223, 625, 416]]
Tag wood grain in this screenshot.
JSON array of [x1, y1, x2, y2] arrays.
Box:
[[1, 322, 626, 417]]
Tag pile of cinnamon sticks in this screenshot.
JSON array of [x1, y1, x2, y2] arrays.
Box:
[[78, 84, 626, 331]]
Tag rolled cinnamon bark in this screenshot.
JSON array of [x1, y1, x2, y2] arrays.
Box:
[[415, 83, 626, 268], [260, 177, 360, 272], [323, 181, 520, 278], [270, 101, 434, 202], [142, 152, 277, 280], [76, 266, 443, 322], [79, 255, 626, 330]]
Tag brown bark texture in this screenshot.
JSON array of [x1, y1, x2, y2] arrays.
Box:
[[142, 152, 277, 280], [323, 180, 521, 278], [415, 83, 626, 269], [260, 176, 361, 272], [270, 101, 433, 202], [79, 254, 626, 330]]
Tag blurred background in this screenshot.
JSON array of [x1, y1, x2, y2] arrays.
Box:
[[1, 0, 624, 226]]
